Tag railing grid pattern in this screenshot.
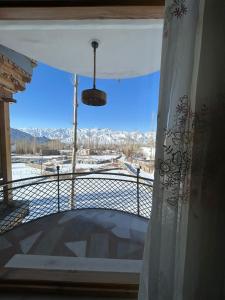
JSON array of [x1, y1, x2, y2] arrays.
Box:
[[0, 172, 153, 234]]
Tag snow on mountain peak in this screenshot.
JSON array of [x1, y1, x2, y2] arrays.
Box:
[[19, 128, 156, 145]]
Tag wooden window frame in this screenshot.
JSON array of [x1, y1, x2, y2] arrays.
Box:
[[0, 1, 165, 20]]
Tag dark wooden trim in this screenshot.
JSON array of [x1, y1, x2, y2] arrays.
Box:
[[0, 0, 165, 7], [0, 270, 139, 298], [0, 97, 16, 103], [0, 6, 165, 20]]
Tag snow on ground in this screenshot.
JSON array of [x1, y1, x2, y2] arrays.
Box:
[[12, 154, 121, 175], [139, 169, 154, 180], [12, 161, 114, 179], [12, 161, 154, 182], [12, 162, 131, 181], [12, 163, 42, 180], [76, 171, 137, 182], [18, 173, 152, 222], [59, 163, 108, 173], [12, 154, 119, 161], [123, 161, 154, 180], [105, 169, 131, 175], [10, 161, 153, 221], [88, 154, 119, 161], [12, 155, 61, 160]]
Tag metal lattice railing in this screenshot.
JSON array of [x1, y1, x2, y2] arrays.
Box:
[[0, 170, 153, 234]]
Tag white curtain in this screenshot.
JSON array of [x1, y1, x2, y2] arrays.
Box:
[[139, 0, 206, 300]]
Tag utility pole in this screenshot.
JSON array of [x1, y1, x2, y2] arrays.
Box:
[[71, 74, 78, 208]]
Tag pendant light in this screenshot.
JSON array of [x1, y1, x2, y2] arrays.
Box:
[[82, 40, 107, 106]]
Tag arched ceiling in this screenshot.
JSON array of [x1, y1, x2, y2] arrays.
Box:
[[0, 19, 163, 78]]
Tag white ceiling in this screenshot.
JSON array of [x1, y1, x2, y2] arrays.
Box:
[[0, 20, 163, 79]]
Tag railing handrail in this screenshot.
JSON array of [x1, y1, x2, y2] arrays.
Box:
[[0, 176, 153, 193], [0, 170, 153, 188], [0, 169, 153, 234]]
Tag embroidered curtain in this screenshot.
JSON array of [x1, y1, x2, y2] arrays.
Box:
[[139, 0, 206, 299]]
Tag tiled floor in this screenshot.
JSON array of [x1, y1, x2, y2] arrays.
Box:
[[0, 208, 148, 289], [0, 209, 147, 298], [0, 209, 148, 267]]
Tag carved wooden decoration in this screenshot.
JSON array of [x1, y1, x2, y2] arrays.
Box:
[[0, 51, 36, 202], [0, 54, 36, 94]]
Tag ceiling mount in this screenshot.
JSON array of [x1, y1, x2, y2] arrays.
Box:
[[89, 39, 100, 47]]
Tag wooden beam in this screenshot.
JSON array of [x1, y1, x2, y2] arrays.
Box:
[[0, 0, 165, 7], [0, 6, 165, 20], [0, 92, 12, 203]]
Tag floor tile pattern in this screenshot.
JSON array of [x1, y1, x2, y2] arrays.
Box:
[[0, 209, 148, 269]]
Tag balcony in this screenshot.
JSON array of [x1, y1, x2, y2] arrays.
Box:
[[0, 171, 153, 298]]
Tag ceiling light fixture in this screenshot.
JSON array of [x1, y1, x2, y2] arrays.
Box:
[[82, 40, 107, 106]]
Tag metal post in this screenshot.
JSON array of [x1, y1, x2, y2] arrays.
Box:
[[56, 165, 60, 212], [137, 167, 140, 216], [40, 151, 43, 175], [71, 74, 79, 209]]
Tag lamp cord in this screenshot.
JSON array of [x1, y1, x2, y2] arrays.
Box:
[[93, 45, 96, 89], [91, 40, 98, 89]]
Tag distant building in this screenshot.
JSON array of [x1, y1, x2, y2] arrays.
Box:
[[131, 158, 155, 174], [59, 149, 72, 156], [140, 146, 155, 161], [41, 149, 60, 156], [77, 148, 97, 156]]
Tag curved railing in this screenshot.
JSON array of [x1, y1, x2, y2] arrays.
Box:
[[0, 171, 153, 234]]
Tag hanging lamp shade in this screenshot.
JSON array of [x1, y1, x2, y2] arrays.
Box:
[[82, 40, 107, 106]]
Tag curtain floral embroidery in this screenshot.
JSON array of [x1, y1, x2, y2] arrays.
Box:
[[157, 95, 208, 207], [164, 0, 188, 37], [169, 0, 188, 18], [139, 0, 205, 299]]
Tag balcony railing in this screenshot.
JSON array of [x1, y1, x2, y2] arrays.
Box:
[[0, 170, 153, 234]]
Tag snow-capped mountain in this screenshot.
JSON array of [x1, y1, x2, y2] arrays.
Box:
[[19, 128, 73, 143], [11, 128, 49, 144], [19, 128, 156, 145]]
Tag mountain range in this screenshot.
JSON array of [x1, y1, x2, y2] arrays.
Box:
[[13, 128, 155, 145], [11, 128, 49, 144]]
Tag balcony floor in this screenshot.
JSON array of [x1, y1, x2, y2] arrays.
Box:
[[0, 209, 148, 297], [0, 208, 148, 262]]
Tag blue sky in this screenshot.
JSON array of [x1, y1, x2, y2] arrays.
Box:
[[10, 63, 160, 132]]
